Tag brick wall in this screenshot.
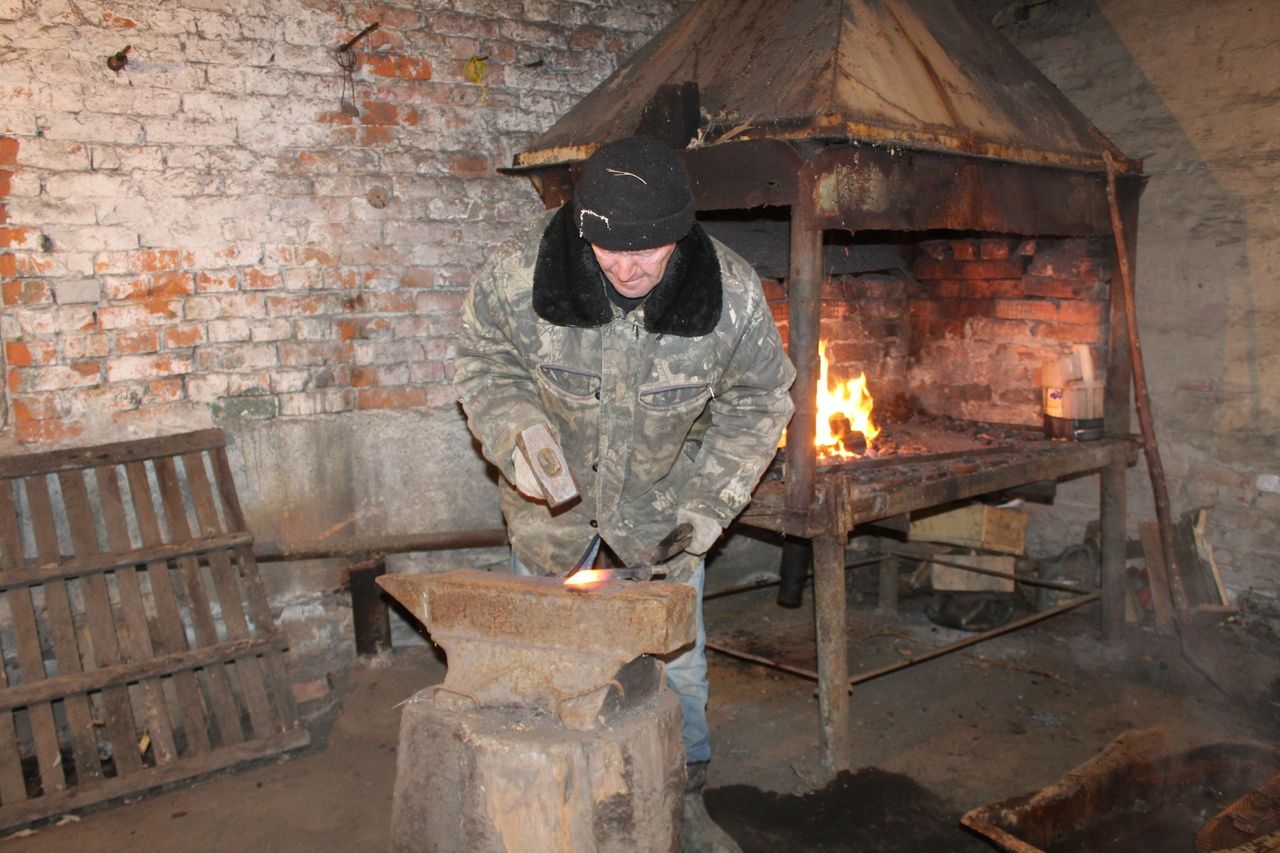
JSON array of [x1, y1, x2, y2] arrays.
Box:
[[792, 235, 1110, 428], [0, 0, 683, 450]]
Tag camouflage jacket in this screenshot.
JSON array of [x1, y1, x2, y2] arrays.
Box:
[[455, 206, 795, 575]]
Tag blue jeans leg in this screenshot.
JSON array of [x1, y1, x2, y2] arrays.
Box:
[[664, 558, 710, 763]]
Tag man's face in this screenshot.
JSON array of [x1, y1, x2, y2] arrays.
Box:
[[591, 242, 677, 300]]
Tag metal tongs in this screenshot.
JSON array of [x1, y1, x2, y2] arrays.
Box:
[[564, 522, 693, 582]]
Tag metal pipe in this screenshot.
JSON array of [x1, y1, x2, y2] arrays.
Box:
[[255, 528, 508, 563], [706, 593, 1099, 686], [704, 555, 885, 601], [892, 552, 1098, 594]]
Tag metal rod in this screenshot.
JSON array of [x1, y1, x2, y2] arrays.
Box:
[[255, 528, 508, 562], [892, 551, 1099, 594], [706, 593, 1099, 686], [339, 22, 379, 52], [704, 555, 886, 600]]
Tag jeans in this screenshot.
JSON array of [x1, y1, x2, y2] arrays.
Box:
[[510, 547, 711, 763]]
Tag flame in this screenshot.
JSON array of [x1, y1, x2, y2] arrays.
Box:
[[814, 341, 879, 459], [563, 569, 607, 588]]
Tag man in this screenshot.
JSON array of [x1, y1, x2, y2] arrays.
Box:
[[454, 136, 795, 852]]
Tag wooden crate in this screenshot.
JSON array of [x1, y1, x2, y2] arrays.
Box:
[[0, 429, 308, 830], [909, 503, 1028, 556]]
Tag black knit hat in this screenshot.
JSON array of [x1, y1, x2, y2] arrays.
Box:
[[573, 137, 694, 250]]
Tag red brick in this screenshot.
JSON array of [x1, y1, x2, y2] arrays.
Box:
[[361, 126, 395, 146], [151, 271, 195, 297], [914, 258, 1027, 280], [0, 170, 11, 197], [0, 253, 14, 277], [1033, 322, 1104, 344], [1021, 276, 1102, 300], [357, 386, 427, 410], [0, 138, 17, 167], [359, 101, 419, 126], [0, 226, 30, 249], [449, 155, 489, 178], [2, 279, 51, 306], [102, 10, 137, 28], [145, 377, 185, 402], [115, 329, 160, 355], [164, 324, 205, 348], [16, 416, 83, 445], [979, 238, 1014, 259], [569, 25, 605, 50], [951, 241, 977, 261], [5, 341, 32, 367], [244, 267, 282, 290], [197, 270, 238, 292], [12, 393, 60, 422], [366, 54, 432, 80], [355, 4, 422, 29]]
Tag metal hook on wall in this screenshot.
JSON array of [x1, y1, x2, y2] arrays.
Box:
[[336, 22, 379, 117]]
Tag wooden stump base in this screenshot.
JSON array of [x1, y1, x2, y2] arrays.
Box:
[[391, 687, 685, 852]]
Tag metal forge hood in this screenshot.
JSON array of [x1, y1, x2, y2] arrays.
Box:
[[512, 0, 1134, 173]]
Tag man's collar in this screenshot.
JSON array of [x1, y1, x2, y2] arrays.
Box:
[[532, 205, 722, 337]]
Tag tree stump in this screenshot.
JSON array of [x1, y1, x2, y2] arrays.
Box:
[[391, 686, 685, 852]]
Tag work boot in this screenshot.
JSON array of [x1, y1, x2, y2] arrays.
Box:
[[682, 761, 741, 853]]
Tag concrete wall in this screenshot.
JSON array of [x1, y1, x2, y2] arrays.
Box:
[[970, 0, 1279, 601], [0, 0, 684, 702]]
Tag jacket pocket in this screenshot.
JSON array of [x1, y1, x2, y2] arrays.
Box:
[[638, 382, 711, 411], [538, 364, 601, 399]]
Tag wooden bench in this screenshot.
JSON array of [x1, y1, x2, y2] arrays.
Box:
[[0, 429, 308, 830]]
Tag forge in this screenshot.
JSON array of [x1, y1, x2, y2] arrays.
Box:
[[377, 570, 696, 853]]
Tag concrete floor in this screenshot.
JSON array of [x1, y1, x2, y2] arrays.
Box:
[[5, 567, 1277, 852]]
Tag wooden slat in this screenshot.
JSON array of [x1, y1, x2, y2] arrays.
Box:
[[212, 446, 302, 731], [56, 469, 144, 776], [0, 483, 65, 794], [92, 465, 178, 767], [182, 452, 276, 737], [152, 457, 245, 747], [0, 727, 309, 833], [123, 461, 212, 756], [0, 429, 225, 479], [0, 635, 283, 713], [0, 430, 308, 826], [0, 530, 255, 591], [22, 475, 103, 783], [0, 633, 30, 804]]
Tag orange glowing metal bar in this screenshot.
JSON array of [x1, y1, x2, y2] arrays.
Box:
[[563, 569, 608, 587]]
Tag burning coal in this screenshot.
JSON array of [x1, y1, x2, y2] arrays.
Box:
[[815, 341, 879, 460]]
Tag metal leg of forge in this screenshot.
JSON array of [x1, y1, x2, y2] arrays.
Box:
[[813, 534, 852, 774]]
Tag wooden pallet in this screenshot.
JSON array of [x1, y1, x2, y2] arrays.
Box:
[[0, 429, 309, 830]]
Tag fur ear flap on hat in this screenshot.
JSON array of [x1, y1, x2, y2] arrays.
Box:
[[574, 137, 695, 250]]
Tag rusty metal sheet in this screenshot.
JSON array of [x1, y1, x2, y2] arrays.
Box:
[[803, 145, 1141, 236], [510, 0, 1138, 175]]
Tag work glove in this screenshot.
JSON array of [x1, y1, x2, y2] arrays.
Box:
[[510, 447, 543, 500], [662, 551, 702, 585], [677, 508, 722, 555]]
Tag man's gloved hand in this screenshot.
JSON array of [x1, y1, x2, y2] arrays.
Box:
[[510, 447, 544, 500], [662, 551, 702, 585], [677, 509, 722, 555]]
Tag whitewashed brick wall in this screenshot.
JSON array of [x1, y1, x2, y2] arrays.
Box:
[[0, 0, 683, 445]]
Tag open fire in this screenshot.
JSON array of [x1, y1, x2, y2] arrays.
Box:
[[815, 341, 879, 460]]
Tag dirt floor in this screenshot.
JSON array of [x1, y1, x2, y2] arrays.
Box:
[[5, 564, 1278, 852]]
